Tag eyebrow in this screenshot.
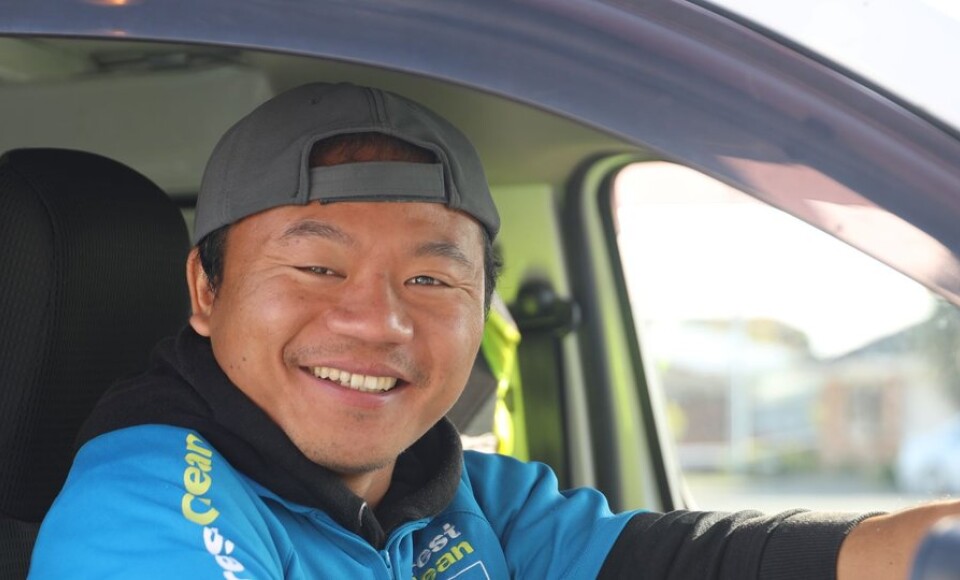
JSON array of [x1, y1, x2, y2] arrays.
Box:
[[278, 219, 354, 246], [415, 240, 475, 268], [278, 219, 474, 267]]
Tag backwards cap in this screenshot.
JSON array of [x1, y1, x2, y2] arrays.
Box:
[[194, 82, 499, 242]]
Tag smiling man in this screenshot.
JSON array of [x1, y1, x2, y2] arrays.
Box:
[[187, 137, 487, 507], [29, 82, 960, 579]]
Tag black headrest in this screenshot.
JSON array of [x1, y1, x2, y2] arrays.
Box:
[[0, 148, 191, 522]]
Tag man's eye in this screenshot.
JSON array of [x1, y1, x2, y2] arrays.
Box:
[[301, 266, 337, 276], [409, 275, 443, 286]]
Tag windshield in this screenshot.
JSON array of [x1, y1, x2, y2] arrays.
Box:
[[703, 0, 960, 132]]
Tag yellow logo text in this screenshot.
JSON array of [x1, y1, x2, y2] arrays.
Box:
[[181, 433, 220, 526]]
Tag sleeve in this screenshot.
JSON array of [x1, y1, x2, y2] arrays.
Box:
[[597, 508, 884, 579], [462, 452, 638, 579], [29, 425, 289, 579]]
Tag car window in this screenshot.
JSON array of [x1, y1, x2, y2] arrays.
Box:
[[611, 160, 960, 512]]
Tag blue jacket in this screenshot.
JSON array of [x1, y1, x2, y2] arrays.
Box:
[[31, 425, 632, 579]]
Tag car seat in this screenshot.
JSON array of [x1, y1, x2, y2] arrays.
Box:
[[0, 149, 191, 578]]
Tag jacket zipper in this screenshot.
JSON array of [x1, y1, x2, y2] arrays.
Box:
[[384, 520, 429, 580]]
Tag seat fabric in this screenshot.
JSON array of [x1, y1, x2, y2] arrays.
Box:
[[0, 148, 190, 578]]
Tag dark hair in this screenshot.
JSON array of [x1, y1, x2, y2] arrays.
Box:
[[197, 132, 500, 311]]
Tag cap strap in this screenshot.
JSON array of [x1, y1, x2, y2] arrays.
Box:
[[307, 162, 445, 202]]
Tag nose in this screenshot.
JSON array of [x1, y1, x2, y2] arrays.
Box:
[[324, 272, 414, 344]]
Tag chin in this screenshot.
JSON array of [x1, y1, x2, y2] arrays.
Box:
[[297, 438, 396, 475], [316, 455, 394, 477]]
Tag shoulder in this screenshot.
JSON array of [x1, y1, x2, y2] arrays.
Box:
[[31, 425, 287, 577], [462, 449, 549, 488], [458, 451, 637, 578], [68, 423, 220, 479], [461, 450, 609, 515], [54, 424, 249, 527]]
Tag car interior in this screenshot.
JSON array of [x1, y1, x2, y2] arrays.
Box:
[[4, 5, 960, 576], [0, 37, 662, 577]]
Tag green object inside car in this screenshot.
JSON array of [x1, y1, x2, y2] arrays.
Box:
[[482, 298, 528, 461]]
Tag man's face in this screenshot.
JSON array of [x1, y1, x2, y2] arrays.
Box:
[[188, 201, 486, 475]]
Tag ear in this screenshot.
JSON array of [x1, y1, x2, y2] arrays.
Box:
[[186, 248, 215, 337]]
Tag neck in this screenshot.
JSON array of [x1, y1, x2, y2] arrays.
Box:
[[340, 462, 395, 508]]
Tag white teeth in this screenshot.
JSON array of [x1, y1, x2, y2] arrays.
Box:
[[311, 366, 398, 393]]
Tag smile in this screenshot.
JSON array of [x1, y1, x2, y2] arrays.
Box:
[[311, 366, 399, 393]]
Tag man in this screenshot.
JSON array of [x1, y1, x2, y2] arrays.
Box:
[[29, 82, 958, 578]]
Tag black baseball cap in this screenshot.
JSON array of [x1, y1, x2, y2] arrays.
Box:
[[194, 82, 499, 242]]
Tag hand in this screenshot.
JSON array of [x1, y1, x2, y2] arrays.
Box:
[[838, 501, 959, 579]]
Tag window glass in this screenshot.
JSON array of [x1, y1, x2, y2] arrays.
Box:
[[613, 161, 960, 512]]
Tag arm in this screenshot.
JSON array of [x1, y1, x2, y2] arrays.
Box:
[[838, 501, 959, 579], [599, 508, 877, 579]]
